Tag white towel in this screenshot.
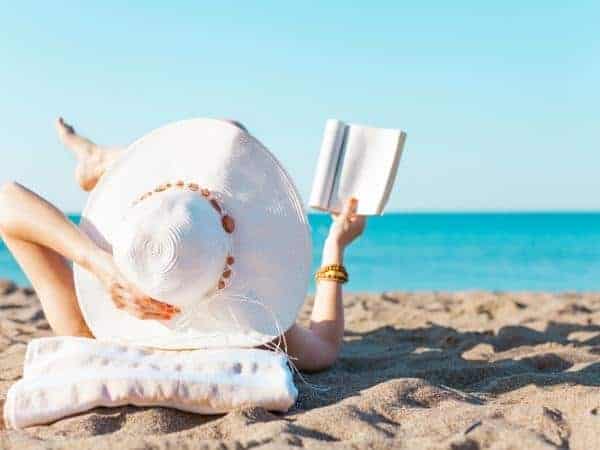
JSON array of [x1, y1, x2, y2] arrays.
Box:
[[4, 337, 297, 429]]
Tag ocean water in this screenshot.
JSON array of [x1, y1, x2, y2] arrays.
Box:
[[1, 213, 600, 292]]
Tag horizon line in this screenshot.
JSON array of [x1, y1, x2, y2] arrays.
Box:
[[65, 209, 600, 216]]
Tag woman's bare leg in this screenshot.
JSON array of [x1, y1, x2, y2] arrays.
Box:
[[2, 234, 92, 337], [55, 117, 123, 191], [0, 183, 92, 336], [55, 117, 249, 192]]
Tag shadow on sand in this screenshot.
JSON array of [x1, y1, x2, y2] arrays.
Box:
[[298, 320, 600, 409]]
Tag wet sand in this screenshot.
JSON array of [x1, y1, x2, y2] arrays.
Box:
[[1, 279, 600, 449]]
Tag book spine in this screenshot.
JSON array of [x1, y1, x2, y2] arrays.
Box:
[[309, 120, 346, 210], [327, 124, 350, 212]]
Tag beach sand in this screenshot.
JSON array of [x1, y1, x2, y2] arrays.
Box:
[[1, 279, 600, 449]]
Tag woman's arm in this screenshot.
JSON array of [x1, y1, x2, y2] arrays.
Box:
[[0, 182, 178, 321], [285, 198, 366, 372]]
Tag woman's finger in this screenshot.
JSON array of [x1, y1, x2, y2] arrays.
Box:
[[111, 294, 126, 309], [341, 197, 358, 220], [133, 297, 160, 311], [140, 311, 174, 321], [113, 298, 126, 309], [135, 297, 180, 314], [148, 298, 180, 313], [349, 198, 359, 216]]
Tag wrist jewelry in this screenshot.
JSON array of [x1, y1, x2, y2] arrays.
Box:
[[315, 264, 348, 284]]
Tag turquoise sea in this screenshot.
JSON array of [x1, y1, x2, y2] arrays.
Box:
[[1, 213, 600, 292]]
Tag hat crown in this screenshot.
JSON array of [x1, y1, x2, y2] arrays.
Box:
[[112, 189, 230, 308]]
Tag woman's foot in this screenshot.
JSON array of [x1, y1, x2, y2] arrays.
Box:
[[55, 117, 117, 191]]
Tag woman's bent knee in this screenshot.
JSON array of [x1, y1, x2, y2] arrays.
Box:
[[0, 181, 21, 232], [0, 181, 23, 197], [0, 181, 26, 206]]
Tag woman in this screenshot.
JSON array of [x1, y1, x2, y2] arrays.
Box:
[[0, 118, 365, 372]]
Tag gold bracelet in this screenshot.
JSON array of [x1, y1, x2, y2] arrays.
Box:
[[316, 272, 348, 283], [317, 271, 348, 280], [318, 264, 347, 276], [318, 274, 348, 283], [315, 264, 349, 284]]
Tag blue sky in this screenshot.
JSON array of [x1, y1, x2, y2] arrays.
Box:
[[1, 1, 598, 213]]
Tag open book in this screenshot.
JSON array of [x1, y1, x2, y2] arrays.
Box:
[[309, 119, 407, 215]]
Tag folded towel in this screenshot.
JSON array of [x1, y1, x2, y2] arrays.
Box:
[[4, 337, 297, 429]]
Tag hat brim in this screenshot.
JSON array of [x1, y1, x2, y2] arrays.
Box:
[[74, 118, 312, 349]]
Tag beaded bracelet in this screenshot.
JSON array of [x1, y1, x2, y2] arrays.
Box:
[[315, 271, 349, 284], [315, 264, 349, 284], [318, 264, 347, 276]]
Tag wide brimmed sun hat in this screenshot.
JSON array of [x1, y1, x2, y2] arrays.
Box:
[[74, 118, 312, 349]]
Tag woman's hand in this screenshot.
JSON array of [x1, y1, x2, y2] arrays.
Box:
[[327, 197, 366, 250], [91, 250, 180, 320]]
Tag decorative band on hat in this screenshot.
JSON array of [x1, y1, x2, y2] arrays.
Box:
[[132, 180, 236, 291]]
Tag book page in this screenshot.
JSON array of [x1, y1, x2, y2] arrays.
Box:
[[329, 124, 405, 215], [377, 131, 406, 214], [308, 120, 347, 211]]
